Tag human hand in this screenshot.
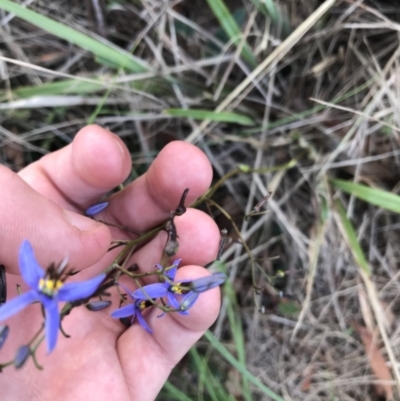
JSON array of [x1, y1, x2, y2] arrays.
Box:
[[0, 125, 221, 401]]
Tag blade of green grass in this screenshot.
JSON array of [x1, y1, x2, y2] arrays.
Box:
[[190, 347, 233, 401], [333, 198, 400, 396], [333, 199, 370, 275], [162, 381, 193, 401], [205, 0, 257, 67], [166, 109, 254, 125], [332, 179, 400, 214], [1, 79, 106, 99], [249, 0, 291, 38], [0, 77, 169, 100], [0, 0, 149, 73], [219, 262, 253, 401], [204, 330, 285, 401]]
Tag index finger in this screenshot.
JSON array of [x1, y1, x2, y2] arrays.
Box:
[[100, 140, 213, 233]]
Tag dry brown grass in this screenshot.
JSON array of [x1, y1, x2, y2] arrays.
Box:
[[2, 0, 400, 400]]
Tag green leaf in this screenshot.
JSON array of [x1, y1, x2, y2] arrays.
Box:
[[333, 199, 370, 275], [162, 381, 193, 401], [166, 109, 254, 125], [0, 0, 148, 73], [249, 0, 292, 38], [332, 179, 400, 214], [205, 0, 257, 67], [10, 80, 108, 98]]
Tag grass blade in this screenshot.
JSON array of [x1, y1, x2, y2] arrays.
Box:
[[333, 198, 370, 275], [333, 198, 400, 396], [332, 179, 400, 214], [190, 347, 232, 401], [0, 0, 149, 73], [221, 263, 253, 401], [249, 0, 291, 38], [162, 381, 193, 401], [205, 0, 257, 67], [204, 330, 285, 401], [166, 109, 254, 125]]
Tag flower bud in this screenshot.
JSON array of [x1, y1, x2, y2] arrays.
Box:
[[0, 265, 6, 304], [0, 325, 9, 349], [165, 239, 179, 256], [86, 300, 112, 311], [190, 273, 227, 293], [180, 291, 199, 312], [14, 345, 30, 369], [85, 202, 109, 217]]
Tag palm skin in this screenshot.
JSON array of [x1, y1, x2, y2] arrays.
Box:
[[0, 125, 221, 401]]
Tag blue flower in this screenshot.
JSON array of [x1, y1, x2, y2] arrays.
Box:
[[0, 240, 105, 353], [111, 287, 153, 333], [132, 261, 226, 314]]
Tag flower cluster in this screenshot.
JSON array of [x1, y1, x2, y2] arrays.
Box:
[[0, 188, 227, 370], [111, 260, 226, 332], [0, 239, 226, 369]]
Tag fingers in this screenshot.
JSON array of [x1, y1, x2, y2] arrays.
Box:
[[0, 165, 111, 276], [18, 125, 131, 211], [113, 209, 221, 400], [117, 265, 221, 401], [128, 209, 220, 276], [99, 140, 213, 233]]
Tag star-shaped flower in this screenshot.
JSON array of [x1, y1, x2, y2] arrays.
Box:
[[111, 287, 153, 333], [0, 240, 105, 353], [132, 260, 226, 314]]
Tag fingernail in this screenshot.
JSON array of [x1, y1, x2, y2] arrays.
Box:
[[64, 210, 100, 232]]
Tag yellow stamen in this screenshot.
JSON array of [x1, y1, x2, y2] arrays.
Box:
[[171, 284, 184, 294], [39, 278, 63, 296], [139, 301, 148, 310]]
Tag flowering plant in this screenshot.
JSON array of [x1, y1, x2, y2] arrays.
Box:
[[0, 189, 227, 370]]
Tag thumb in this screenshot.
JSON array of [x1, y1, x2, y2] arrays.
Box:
[[0, 165, 111, 275]]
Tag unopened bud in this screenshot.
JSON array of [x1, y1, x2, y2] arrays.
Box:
[[190, 273, 227, 293], [14, 345, 30, 369], [85, 202, 110, 217], [180, 291, 199, 311], [86, 300, 112, 311], [0, 325, 9, 349], [175, 188, 189, 216], [165, 239, 179, 256], [238, 164, 250, 172], [0, 265, 6, 304]]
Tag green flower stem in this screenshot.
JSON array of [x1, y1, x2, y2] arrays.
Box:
[[110, 223, 165, 269]]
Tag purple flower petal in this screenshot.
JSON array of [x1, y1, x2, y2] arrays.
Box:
[[190, 273, 227, 293], [18, 240, 45, 288], [0, 291, 37, 321], [165, 259, 180, 281], [167, 292, 188, 316], [58, 274, 105, 302], [133, 283, 168, 300], [111, 304, 136, 319], [44, 301, 60, 353], [167, 291, 181, 310], [136, 310, 152, 333], [85, 202, 109, 216]]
